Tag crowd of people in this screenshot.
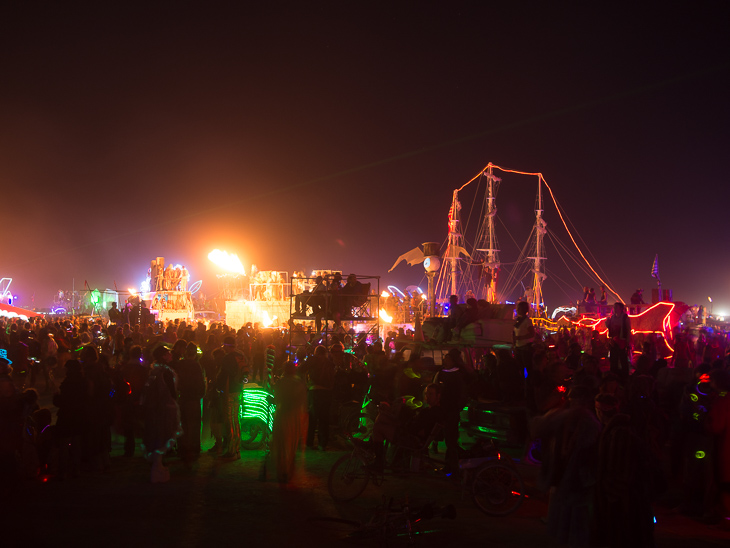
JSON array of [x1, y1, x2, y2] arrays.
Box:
[[508, 300, 730, 545], [1, 297, 729, 544], [0, 314, 292, 485]]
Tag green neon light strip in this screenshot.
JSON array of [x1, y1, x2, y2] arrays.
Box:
[[476, 426, 501, 435], [240, 388, 276, 431], [475, 426, 508, 440]]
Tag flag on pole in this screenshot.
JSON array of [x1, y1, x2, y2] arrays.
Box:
[[651, 254, 660, 280], [447, 197, 461, 223]]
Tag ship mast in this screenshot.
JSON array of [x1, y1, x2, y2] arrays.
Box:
[[448, 190, 460, 297], [478, 165, 501, 303], [435, 189, 468, 301], [529, 179, 547, 315]]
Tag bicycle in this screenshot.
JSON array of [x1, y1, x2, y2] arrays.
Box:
[[459, 445, 526, 517], [328, 432, 525, 517], [335, 382, 377, 442]]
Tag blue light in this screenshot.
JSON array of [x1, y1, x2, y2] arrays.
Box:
[[387, 285, 406, 298], [0, 348, 12, 365]]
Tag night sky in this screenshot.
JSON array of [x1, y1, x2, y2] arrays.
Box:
[[2, 3, 729, 314]]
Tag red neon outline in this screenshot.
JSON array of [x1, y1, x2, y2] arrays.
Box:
[[538, 302, 677, 356]]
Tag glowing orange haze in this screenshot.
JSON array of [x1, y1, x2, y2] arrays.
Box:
[[208, 249, 247, 275]]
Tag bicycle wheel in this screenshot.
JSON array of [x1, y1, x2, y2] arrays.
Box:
[[471, 462, 525, 516], [340, 410, 372, 439], [328, 453, 371, 502], [240, 418, 266, 449]]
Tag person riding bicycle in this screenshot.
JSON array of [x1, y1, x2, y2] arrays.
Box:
[[366, 383, 444, 471]]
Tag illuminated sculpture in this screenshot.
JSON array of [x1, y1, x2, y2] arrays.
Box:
[[389, 242, 441, 318]]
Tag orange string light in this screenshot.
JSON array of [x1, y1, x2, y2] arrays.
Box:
[[462, 162, 625, 304]]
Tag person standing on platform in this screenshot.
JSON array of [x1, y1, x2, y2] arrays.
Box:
[[310, 276, 327, 332], [181, 266, 189, 291], [155, 260, 164, 291], [108, 302, 122, 325], [170, 267, 181, 292], [149, 261, 157, 291], [163, 264, 173, 291], [598, 285, 609, 315], [630, 289, 645, 314]]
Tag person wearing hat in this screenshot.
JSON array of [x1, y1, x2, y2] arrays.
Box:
[[141, 343, 181, 482]]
